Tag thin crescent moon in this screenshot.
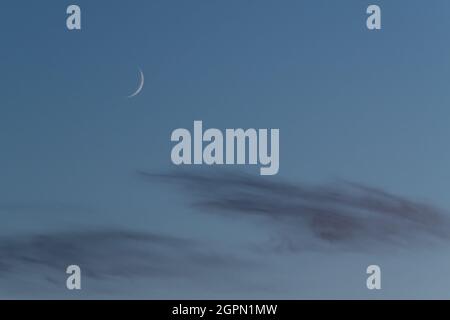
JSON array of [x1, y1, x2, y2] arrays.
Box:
[[128, 69, 144, 98]]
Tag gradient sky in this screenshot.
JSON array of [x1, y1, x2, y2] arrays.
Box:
[[1, 0, 450, 299]]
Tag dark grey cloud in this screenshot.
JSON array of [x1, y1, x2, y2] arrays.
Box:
[[140, 170, 450, 252], [0, 229, 248, 285]]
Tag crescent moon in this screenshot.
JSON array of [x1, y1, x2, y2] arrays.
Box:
[[128, 69, 144, 98]]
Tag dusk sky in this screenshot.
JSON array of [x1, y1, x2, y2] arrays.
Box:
[[1, 0, 450, 299]]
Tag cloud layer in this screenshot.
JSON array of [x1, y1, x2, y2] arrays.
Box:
[[0, 229, 247, 288], [141, 170, 450, 252]]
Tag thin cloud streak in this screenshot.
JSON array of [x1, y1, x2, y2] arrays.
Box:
[[141, 170, 450, 252], [0, 229, 248, 285], [0, 202, 97, 215]]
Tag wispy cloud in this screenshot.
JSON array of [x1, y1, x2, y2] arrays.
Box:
[[141, 170, 450, 252], [0, 229, 247, 285]]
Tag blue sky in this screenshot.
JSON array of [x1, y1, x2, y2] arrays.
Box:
[[1, 0, 450, 299]]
